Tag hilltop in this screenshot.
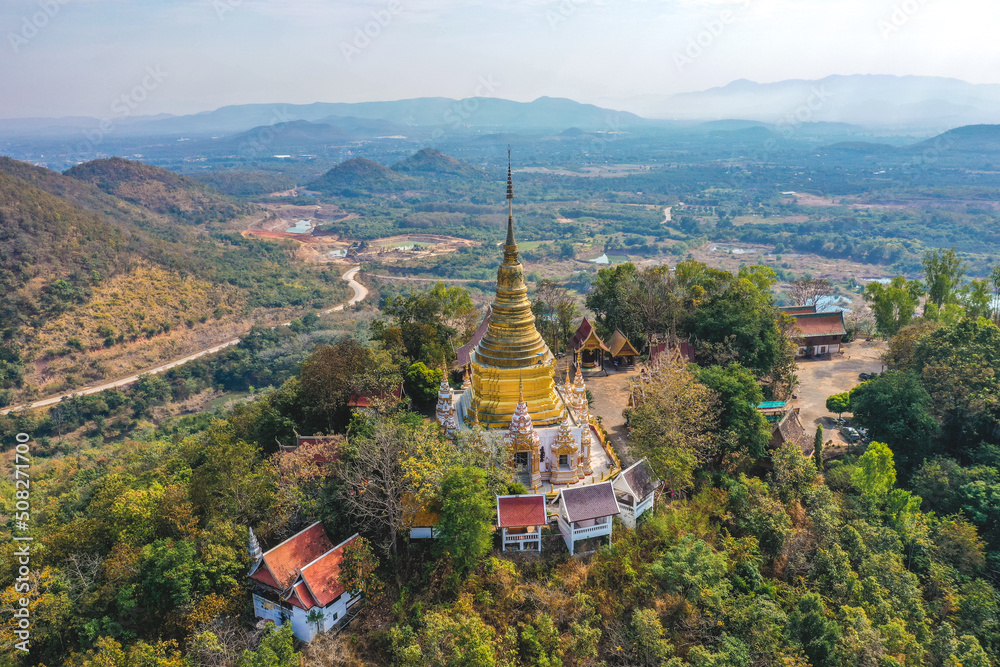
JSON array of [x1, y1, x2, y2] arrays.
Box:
[[65, 157, 251, 224], [0, 156, 349, 405], [391, 148, 486, 179], [306, 157, 414, 195]]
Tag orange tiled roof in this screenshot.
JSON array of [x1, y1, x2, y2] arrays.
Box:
[[497, 495, 547, 528], [792, 311, 847, 338], [571, 318, 610, 353], [300, 535, 357, 607], [251, 522, 334, 590]]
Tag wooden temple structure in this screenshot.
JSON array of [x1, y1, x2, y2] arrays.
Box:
[[570, 317, 610, 368]]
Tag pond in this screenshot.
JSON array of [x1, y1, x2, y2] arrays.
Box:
[[286, 219, 314, 234]]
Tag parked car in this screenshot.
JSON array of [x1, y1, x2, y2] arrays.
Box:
[[841, 427, 861, 443], [858, 373, 871, 381]]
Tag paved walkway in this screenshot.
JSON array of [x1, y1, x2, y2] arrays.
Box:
[[788, 340, 886, 445]]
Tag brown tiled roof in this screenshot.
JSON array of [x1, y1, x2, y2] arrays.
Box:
[[770, 409, 811, 453], [560, 481, 620, 522], [619, 459, 658, 500], [780, 304, 817, 315], [497, 495, 547, 528], [571, 318, 610, 353], [608, 329, 640, 357], [457, 306, 492, 366], [791, 311, 846, 338], [348, 384, 404, 408], [300, 535, 357, 607], [250, 522, 333, 590]]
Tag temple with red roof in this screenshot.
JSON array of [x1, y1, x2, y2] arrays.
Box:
[[497, 494, 547, 551], [248, 523, 362, 642], [780, 305, 847, 357]]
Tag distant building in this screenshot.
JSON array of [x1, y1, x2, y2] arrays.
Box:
[[780, 305, 847, 357], [248, 523, 361, 642]]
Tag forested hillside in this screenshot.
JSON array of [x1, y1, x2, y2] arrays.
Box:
[[3, 262, 998, 666], [0, 158, 350, 406], [64, 157, 251, 225]]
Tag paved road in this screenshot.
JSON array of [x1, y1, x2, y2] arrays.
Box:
[[1, 267, 367, 415]]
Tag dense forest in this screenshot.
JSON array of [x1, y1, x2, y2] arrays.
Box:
[[5, 251, 1000, 666]]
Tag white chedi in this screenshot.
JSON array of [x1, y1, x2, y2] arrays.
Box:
[[435, 372, 453, 427]]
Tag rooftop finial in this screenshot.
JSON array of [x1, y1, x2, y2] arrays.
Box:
[[506, 147, 513, 201], [505, 148, 516, 247]]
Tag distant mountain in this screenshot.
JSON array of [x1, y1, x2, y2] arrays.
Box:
[[65, 157, 249, 224], [911, 124, 1000, 153], [603, 75, 1000, 130], [391, 148, 485, 179], [2, 97, 648, 141], [307, 157, 414, 195]]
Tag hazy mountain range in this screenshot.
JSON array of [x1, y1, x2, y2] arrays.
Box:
[[4, 75, 1000, 144], [601, 75, 1000, 131]]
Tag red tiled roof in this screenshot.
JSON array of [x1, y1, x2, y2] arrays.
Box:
[[301, 535, 357, 607], [791, 311, 847, 338], [457, 306, 492, 366], [497, 495, 547, 528], [256, 523, 334, 590], [571, 318, 610, 352], [348, 384, 404, 408], [249, 567, 280, 589], [560, 481, 620, 522]]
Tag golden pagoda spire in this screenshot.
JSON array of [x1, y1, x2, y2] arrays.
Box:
[[468, 150, 562, 428]]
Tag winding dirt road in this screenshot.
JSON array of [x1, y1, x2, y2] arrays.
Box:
[[1, 267, 367, 415]]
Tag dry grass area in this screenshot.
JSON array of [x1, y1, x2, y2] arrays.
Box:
[[16, 261, 353, 401], [31, 264, 243, 354]]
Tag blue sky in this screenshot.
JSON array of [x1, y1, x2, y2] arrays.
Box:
[[2, 0, 998, 118]]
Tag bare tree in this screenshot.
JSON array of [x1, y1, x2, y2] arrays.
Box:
[[339, 419, 444, 557], [789, 277, 832, 307], [627, 267, 682, 340]]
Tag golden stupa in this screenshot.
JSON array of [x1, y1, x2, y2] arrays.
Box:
[[469, 156, 564, 429]]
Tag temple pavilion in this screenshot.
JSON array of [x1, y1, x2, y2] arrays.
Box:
[[437, 158, 614, 493]]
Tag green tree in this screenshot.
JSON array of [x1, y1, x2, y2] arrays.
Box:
[[825, 392, 850, 419], [814, 424, 825, 471], [238, 623, 299, 667], [922, 247, 966, 310], [696, 363, 771, 461], [435, 467, 494, 575], [404, 361, 444, 411], [849, 371, 938, 472], [787, 593, 841, 667], [852, 442, 897, 501], [863, 276, 924, 337], [339, 536, 383, 603]]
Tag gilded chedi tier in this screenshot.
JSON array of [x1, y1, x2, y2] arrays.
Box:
[[470, 165, 563, 429]]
